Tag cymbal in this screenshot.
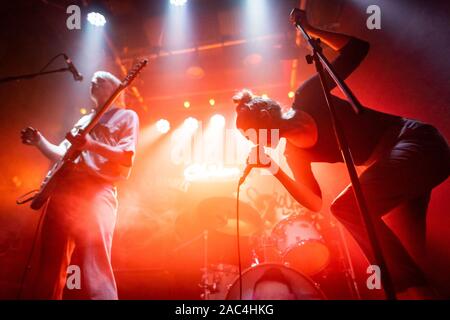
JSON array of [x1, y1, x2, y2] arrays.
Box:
[[197, 197, 263, 236], [175, 197, 263, 237]]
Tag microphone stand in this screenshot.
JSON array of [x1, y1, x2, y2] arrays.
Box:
[[290, 8, 396, 300], [0, 67, 71, 84]]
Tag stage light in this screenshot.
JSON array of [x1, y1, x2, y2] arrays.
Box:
[[209, 99, 215, 106], [184, 101, 191, 108], [288, 91, 295, 98], [87, 12, 106, 27], [183, 117, 199, 132], [170, 0, 188, 7], [210, 114, 225, 128], [262, 93, 268, 99], [80, 108, 88, 115], [156, 119, 171, 134]]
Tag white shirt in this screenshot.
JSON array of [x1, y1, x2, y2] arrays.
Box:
[[62, 107, 139, 182]]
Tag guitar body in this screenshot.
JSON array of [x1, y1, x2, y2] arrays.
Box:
[[23, 59, 148, 210], [30, 160, 68, 210]]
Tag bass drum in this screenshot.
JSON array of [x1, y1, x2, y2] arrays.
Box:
[[225, 263, 325, 300], [272, 216, 330, 276]]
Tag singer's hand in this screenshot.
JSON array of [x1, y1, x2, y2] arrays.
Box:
[[290, 9, 310, 29], [246, 146, 272, 169]]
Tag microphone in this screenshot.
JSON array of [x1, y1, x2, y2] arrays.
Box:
[[63, 54, 83, 81], [238, 145, 261, 186], [238, 163, 254, 186]]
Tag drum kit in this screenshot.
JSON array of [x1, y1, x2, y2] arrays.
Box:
[[174, 196, 338, 300]]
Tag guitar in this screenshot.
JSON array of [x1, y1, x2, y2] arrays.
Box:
[[18, 59, 148, 210]]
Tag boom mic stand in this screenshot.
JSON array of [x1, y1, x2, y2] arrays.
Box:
[[290, 8, 396, 300], [0, 53, 79, 84], [0, 67, 72, 84]]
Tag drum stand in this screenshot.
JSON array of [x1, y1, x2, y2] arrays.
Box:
[[172, 229, 212, 299], [196, 230, 217, 300], [201, 230, 210, 300], [290, 8, 396, 299]]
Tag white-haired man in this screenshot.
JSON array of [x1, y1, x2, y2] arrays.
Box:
[[21, 71, 139, 299]]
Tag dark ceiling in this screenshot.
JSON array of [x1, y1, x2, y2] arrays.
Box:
[[1, 0, 311, 118]]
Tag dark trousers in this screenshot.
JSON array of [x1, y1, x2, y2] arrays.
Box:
[[331, 119, 449, 292], [31, 173, 118, 299]]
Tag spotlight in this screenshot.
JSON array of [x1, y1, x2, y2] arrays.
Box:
[[209, 99, 215, 107], [288, 91, 295, 98], [156, 119, 171, 134], [261, 93, 268, 99], [87, 12, 106, 27], [210, 114, 225, 128], [170, 0, 188, 7], [184, 101, 191, 109], [80, 108, 88, 115], [183, 117, 199, 132]]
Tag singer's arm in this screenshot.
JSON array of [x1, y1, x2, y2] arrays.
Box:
[[275, 168, 322, 213], [271, 157, 322, 212], [304, 26, 351, 51], [293, 18, 369, 107]]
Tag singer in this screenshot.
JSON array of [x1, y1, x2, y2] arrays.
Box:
[[20, 71, 139, 299], [233, 12, 450, 298]]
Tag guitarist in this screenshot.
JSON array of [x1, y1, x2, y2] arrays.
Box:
[[20, 71, 139, 299]]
